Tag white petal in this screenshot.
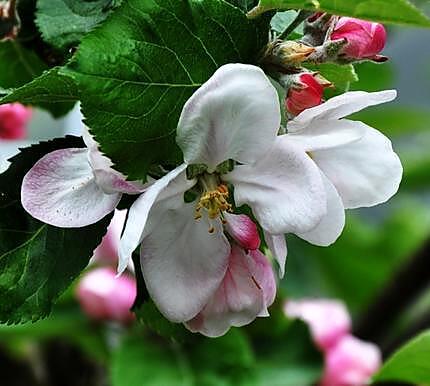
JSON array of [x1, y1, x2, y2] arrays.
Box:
[[118, 164, 194, 274], [285, 119, 366, 151], [177, 64, 280, 170], [185, 245, 275, 337], [288, 90, 397, 131], [21, 148, 120, 227], [141, 203, 230, 323], [264, 232, 288, 278], [297, 173, 345, 246], [312, 126, 403, 209], [224, 137, 326, 235]]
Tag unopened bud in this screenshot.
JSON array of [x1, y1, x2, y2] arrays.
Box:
[[330, 17, 387, 62], [263, 40, 315, 69], [285, 72, 332, 116], [0, 103, 32, 140]]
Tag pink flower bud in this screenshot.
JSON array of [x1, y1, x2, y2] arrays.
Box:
[[321, 335, 381, 386], [0, 103, 32, 140], [284, 299, 351, 351], [285, 73, 331, 116], [330, 17, 387, 61], [93, 209, 127, 264], [223, 212, 260, 250], [76, 267, 136, 324]]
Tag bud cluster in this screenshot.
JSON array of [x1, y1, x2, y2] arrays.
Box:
[[262, 12, 387, 117]]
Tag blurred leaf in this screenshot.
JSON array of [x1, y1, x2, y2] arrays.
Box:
[[226, 0, 259, 11], [36, 0, 120, 50], [63, 0, 270, 180], [0, 67, 78, 118], [350, 62, 394, 92], [283, 201, 430, 312], [0, 137, 112, 324], [248, 0, 430, 27], [0, 41, 47, 88], [373, 329, 430, 384], [270, 10, 303, 39], [111, 333, 193, 386], [351, 107, 430, 137], [253, 320, 323, 386]]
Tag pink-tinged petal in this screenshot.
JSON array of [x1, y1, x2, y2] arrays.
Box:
[[264, 232, 288, 278], [83, 127, 148, 194], [223, 212, 260, 250], [76, 267, 136, 324], [321, 335, 381, 386], [140, 202, 230, 323], [185, 245, 276, 337], [312, 125, 403, 209], [0, 103, 32, 140], [177, 64, 280, 171], [93, 209, 127, 264], [285, 119, 365, 152], [284, 299, 352, 351], [118, 164, 193, 274], [21, 148, 121, 227], [224, 136, 326, 235], [288, 90, 396, 130], [297, 173, 345, 247]]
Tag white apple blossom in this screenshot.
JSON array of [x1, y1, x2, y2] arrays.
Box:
[[119, 63, 327, 323], [284, 90, 403, 246], [21, 129, 147, 227]]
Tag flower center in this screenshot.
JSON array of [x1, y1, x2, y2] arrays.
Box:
[[194, 174, 232, 233]]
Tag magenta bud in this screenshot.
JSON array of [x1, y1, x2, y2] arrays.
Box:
[[0, 103, 32, 140], [330, 17, 387, 61], [76, 267, 136, 324]]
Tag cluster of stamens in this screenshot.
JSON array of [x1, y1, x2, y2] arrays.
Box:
[[195, 183, 232, 233]]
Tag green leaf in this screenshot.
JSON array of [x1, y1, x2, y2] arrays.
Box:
[[253, 320, 323, 386], [0, 137, 112, 324], [111, 333, 193, 386], [0, 67, 79, 118], [63, 0, 270, 180], [248, 0, 430, 27], [36, 0, 121, 50], [373, 329, 430, 384], [0, 41, 47, 89], [304, 62, 358, 92]]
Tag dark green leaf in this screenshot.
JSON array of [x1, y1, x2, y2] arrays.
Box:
[[36, 0, 121, 50], [249, 0, 430, 27], [0, 137, 111, 324], [0, 67, 78, 118], [63, 0, 270, 180], [373, 329, 430, 384], [111, 333, 193, 386]]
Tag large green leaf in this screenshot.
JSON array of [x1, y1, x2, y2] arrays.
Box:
[[0, 67, 79, 118], [36, 0, 121, 50], [0, 137, 111, 324], [111, 333, 193, 386], [63, 0, 270, 180], [373, 329, 430, 384], [248, 0, 430, 27]]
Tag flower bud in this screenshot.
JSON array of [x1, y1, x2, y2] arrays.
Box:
[[263, 40, 315, 69], [0, 103, 31, 139], [76, 267, 136, 324], [330, 17, 387, 61], [284, 299, 351, 351], [321, 335, 381, 386], [285, 73, 332, 116]]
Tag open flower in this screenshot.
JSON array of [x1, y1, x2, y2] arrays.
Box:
[[119, 63, 327, 323], [285, 90, 402, 246], [21, 129, 147, 227]]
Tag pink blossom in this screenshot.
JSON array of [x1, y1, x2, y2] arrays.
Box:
[[224, 213, 260, 250], [93, 209, 127, 265], [331, 17, 387, 61], [76, 267, 136, 324], [286, 73, 331, 116], [321, 335, 381, 386], [185, 245, 276, 337], [0, 103, 32, 140], [284, 299, 351, 351]]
